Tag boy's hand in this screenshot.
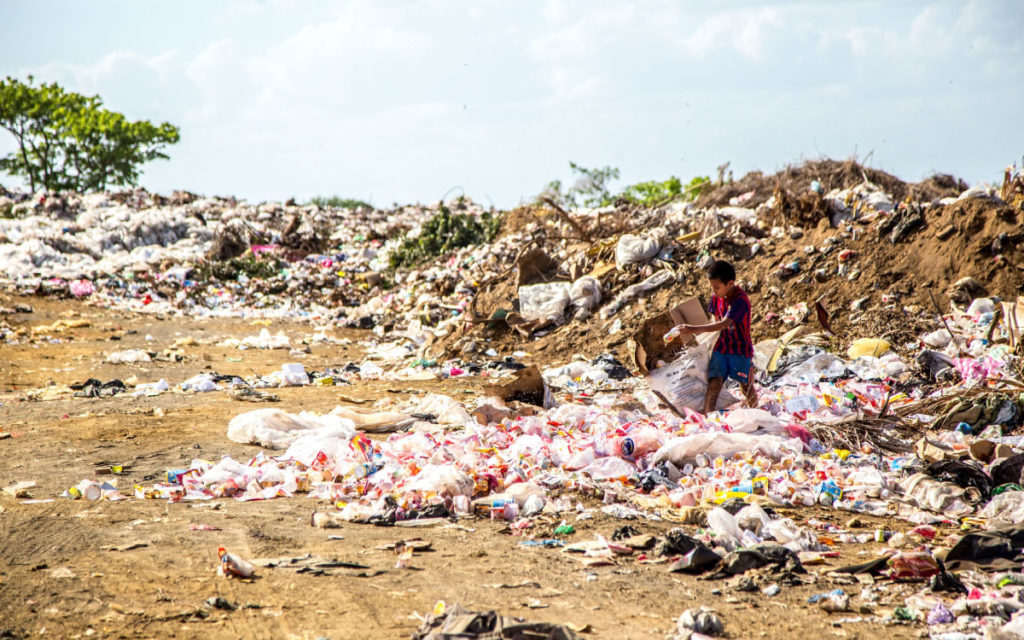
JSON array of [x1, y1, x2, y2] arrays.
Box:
[[663, 324, 691, 345]]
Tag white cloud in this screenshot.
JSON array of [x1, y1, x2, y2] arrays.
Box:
[[2, 0, 1022, 203]]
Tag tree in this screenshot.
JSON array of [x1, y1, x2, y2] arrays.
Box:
[[0, 76, 180, 192], [541, 162, 621, 209]]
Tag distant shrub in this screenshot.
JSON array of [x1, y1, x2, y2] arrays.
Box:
[[389, 205, 503, 269], [309, 195, 372, 210]]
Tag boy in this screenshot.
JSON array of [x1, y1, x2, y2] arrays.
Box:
[[667, 259, 756, 414]]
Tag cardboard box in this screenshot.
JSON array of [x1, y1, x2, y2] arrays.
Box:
[[629, 296, 710, 375]]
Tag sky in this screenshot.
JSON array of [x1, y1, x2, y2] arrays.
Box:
[[1, 0, 1022, 207]]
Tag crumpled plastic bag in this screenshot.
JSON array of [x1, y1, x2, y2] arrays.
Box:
[[518, 282, 571, 324], [239, 328, 291, 350], [107, 349, 151, 364], [408, 394, 473, 427], [227, 408, 356, 450], [652, 432, 802, 467], [980, 492, 1024, 529], [406, 463, 473, 497], [569, 276, 601, 313], [724, 408, 784, 435], [615, 231, 663, 269]]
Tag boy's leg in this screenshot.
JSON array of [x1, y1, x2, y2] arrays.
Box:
[[704, 377, 724, 414], [741, 381, 757, 408], [705, 351, 728, 415]]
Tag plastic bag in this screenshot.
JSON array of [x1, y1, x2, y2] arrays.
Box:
[[107, 349, 151, 364], [406, 464, 473, 497], [899, 473, 977, 515], [847, 338, 890, 359], [601, 270, 674, 317], [409, 394, 473, 427], [646, 332, 738, 412], [281, 363, 309, 386], [240, 328, 291, 349], [226, 408, 356, 450], [615, 232, 662, 269], [653, 432, 802, 466], [518, 282, 571, 324], [706, 507, 742, 545], [725, 409, 783, 435], [569, 276, 601, 312], [735, 503, 773, 534], [580, 456, 637, 481], [980, 492, 1024, 529]]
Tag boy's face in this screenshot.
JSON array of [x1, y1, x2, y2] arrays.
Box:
[[708, 277, 733, 298]]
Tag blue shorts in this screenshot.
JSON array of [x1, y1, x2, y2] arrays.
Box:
[[708, 351, 753, 385]]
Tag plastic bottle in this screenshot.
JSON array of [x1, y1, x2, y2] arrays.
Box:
[[218, 547, 255, 578]]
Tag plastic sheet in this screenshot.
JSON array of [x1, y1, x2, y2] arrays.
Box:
[[652, 431, 802, 466], [518, 282, 571, 324], [226, 408, 356, 450]]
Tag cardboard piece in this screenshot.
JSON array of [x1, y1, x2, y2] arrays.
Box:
[[482, 365, 553, 409], [516, 248, 562, 288], [629, 296, 710, 375], [1003, 295, 1024, 350]]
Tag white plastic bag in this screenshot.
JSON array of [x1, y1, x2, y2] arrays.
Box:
[[581, 456, 637, 481], [569, 276, 601, 312], [646, 332, 738, 412], [601, 270, 674, 317], [980, 492, 1024, 529], [107, 349, 151, 364], [706, 507, 742, 545], [725, 409, 783, 435], [615, 232, 662, 269], [406, 464, 473, 497], [518, 282, 571, 324], [227, 408, 356, 450], [409, 394, 473, 427], [652, 432, 802, 467], [281, 363, 309, 386]]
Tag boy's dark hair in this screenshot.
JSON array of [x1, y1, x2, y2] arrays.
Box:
[[706, 259, 736, 283]]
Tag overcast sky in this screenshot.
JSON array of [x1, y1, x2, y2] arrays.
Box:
[[2, 0, 1022, 206]]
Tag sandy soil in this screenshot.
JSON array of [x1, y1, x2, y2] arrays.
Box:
[[1, 296, 937, 639]]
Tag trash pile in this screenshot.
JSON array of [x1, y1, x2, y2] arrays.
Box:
[[6, 159, 1024, 637]]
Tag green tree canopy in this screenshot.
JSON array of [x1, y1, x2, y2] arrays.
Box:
[[0, 76, 180, 192]]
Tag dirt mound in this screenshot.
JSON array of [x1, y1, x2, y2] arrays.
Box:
[[437, 195, 1024, 368], [695, 158, 967, 211]]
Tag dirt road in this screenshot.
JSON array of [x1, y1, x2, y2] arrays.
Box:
[[0, 296, 929, 639]]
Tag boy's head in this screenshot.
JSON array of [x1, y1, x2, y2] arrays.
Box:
[[705, 259, 737, 298]]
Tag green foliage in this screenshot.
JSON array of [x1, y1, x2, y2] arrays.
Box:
[[0, 76, 180, 192], [196, 254, 282, 282], [541, 161, 712, 208], [542, 162, 621, 208], [310, 195, 373, 210], [619, 175, 712, 206], [389, 205, 503, 269]]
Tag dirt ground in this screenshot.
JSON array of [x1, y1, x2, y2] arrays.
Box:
[[1, 296, 943, 639]]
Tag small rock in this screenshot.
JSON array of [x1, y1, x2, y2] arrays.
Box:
[[672, 607, 724, 638], [846, 517, 863, 529], [730, 575, 758, 592]]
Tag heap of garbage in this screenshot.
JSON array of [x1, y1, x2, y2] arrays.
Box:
[[5, 159, 1024, 637]]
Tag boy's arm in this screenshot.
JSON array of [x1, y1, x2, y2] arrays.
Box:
[[673, 317, 733, 335]]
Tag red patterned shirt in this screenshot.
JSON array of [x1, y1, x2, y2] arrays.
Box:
[[707, 288, 753, 357]]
